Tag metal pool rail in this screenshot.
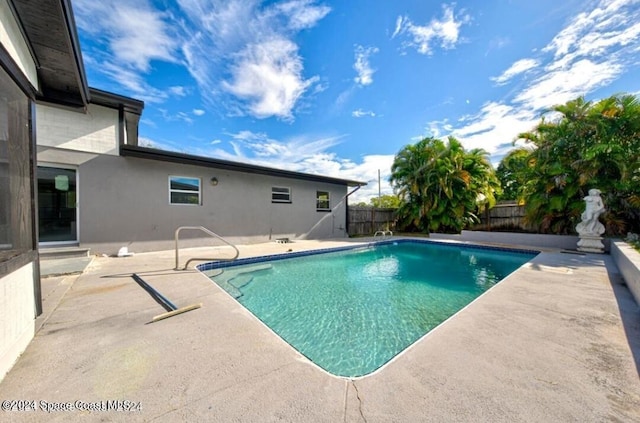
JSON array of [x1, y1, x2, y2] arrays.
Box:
[[174, 226, 240, 270]]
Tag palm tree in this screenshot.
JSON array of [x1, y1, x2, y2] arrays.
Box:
[[391, 136, 500, 233], [496, 148, 531, 202], [391, 137, 445, 231], [512, 94, 640, 235]]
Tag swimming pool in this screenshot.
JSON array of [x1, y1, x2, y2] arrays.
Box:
[[199, 240, 537, 377]]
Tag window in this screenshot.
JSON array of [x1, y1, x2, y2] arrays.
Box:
[[272, 186, 291, 203], [0, 65, 33, 268], [316, 191, 330, 211], [169, 176, 201, 205]]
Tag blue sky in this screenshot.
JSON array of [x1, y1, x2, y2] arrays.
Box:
[[72, 0, 640, 203]]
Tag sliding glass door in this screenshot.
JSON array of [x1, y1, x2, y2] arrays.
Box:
[[38, 166, 77, 244]]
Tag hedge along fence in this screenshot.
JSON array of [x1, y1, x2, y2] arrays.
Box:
[[348, 207, 396, 236]]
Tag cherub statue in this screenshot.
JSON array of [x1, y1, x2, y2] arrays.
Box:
[[576, 189, 605, 235]]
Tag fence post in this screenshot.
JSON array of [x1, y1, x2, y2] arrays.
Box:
[[371, 208, 375, 233], [485, 206, 491, 231]]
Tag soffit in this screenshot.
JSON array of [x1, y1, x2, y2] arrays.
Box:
[[11, 0, 89, 106]]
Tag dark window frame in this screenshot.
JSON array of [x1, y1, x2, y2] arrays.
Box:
[[0, 45, 42, 315], [316, 190, 330, 211], [271, 186, 292, 203], [0, 63, 36, 271]]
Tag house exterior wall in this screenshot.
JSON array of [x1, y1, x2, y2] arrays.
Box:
[[77, 154, 349, 254], [0, 0, 37, 88], [0, 262, 35, 381], [0, 0, 38, 382], [35, 103, 119, 155]]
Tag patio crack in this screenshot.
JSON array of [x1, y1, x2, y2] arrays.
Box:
[[351, 380, 367, 423]]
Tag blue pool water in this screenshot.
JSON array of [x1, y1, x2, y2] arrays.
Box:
[[201, 241, 537, 377]]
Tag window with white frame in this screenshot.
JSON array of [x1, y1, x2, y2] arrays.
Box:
[[316, 191, 330, 211], [169, 176, 201, 205], [272, 186, 291, 203]]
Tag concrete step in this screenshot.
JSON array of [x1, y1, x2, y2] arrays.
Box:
[[39, 246, 91, 260], [39, 256, 93, 278]]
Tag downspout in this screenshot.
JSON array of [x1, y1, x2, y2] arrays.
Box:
[[343, 185, 362, 237]]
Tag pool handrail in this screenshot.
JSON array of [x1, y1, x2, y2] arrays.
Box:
[[374, 230, 393, 239], [175, 226, 240, 270]]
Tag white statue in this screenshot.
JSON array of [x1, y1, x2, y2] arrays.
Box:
[[576, 189, 605, 253], [576, 189, 605, 236]]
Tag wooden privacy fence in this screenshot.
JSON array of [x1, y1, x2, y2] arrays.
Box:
[[348, 202, 530, 235], [348, 207, 396, 236], [473, 201, 531, 231]]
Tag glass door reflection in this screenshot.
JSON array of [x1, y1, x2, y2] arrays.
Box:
[[38, 166, 77, 243]]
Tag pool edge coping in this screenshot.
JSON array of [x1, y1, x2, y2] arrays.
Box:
[[196, 237, 541, 380]]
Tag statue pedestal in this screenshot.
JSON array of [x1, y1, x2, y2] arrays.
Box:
[[577, 235, 605, 253]]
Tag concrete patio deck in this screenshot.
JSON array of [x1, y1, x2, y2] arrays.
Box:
[[1, 238, 639, 422]]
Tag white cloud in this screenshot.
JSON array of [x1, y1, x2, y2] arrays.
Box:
[[179, 0, 330, 120], [137, 136, 184, 152], [73, 0, 178, 72], [340, 155, 396, 204], [541, 0, 632, 59], [428, 0, 640, 158], [274, 0, 331, 30], [221, 38, 318, 120], [193, 109, 206, 116], [490, 58, 539, 85], [439, 102, 539, 153], [138, 137, 158, 148], [204, 129, 393, 203], [353, 45, 379, 86], [158, 109, 195, 124], [393, 5, 471, 55], [352, 109, 376, 118], [514, 58, 622, 110], [392, 16, 407, 38], [75, 0, 329, 120], [228, 130, 346, 161], [333, 87, 355, 111], [94, 61, 169, 103], [169, 86, 188, 97]]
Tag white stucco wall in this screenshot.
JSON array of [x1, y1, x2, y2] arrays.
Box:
[[0, 0, 38, 89], [36, 103, 119, 155], [611, 240, 640, 306], [430, 231, 607, 251], [0, 262, 35, 382]]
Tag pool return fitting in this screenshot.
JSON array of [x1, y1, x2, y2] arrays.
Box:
[[132, 273, 202, 323]]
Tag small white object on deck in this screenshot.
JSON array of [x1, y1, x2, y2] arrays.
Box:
[[117, 246, 134, 257]]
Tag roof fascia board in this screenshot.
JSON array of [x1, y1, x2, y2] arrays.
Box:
[[59, 0, 89, 105], [89, 88, 144, 114], [120, 145, 366, 187]]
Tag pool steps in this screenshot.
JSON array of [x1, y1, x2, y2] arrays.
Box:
[[210, 264, 274, 299]]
